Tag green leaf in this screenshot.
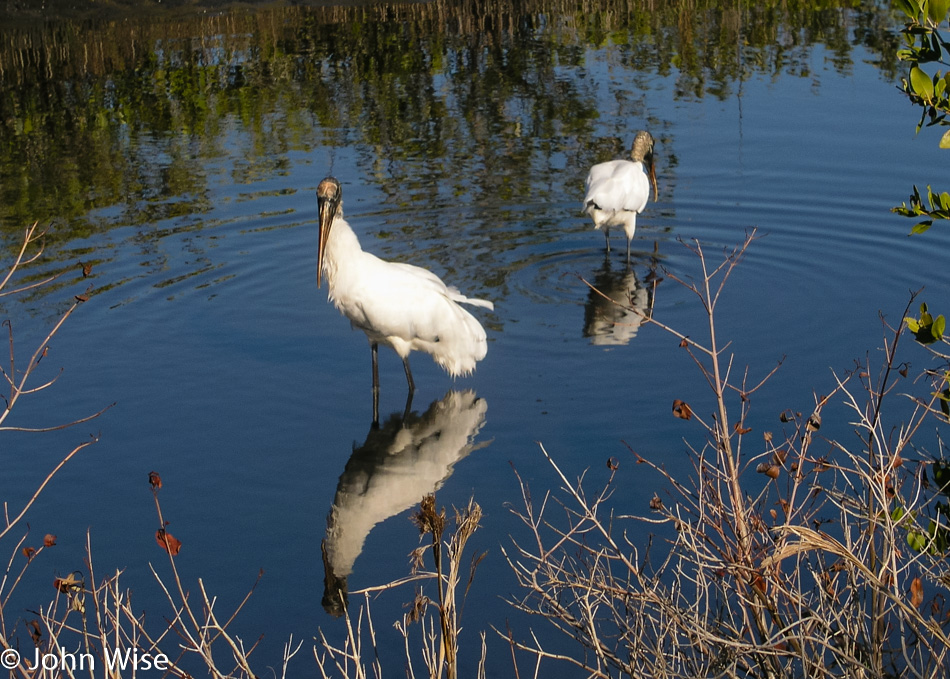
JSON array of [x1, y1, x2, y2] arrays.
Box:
[[908, 530, 929, 552], [906, 304, 945, 342], [935, 460, 950, 492], [896, 0, 919, 18], [940, 129, 950, 148], [912, 66, 936, 100], [929, 0, 950, 25], [911, 219, 934, 233]]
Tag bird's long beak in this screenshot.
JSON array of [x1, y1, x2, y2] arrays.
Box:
[[316, 192, 337, 289], [647, 153, 658, 202]]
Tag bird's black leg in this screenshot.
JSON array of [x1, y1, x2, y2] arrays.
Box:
[[402, 357, 415, 394], [604, 230, 611, 252], [371, 342, 380, 390], [401, 358, 415, 423], [371, 343, 380, 426], [402, 390, 414, 423]]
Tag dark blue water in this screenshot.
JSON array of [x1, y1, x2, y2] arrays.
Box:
[[2, 8, 948, 677]]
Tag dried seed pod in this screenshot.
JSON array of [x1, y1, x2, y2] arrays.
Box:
[[148, 471, 162, 490], [672, 399, 692, 420]]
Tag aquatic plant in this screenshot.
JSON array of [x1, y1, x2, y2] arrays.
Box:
[[894, 0, 950, 234]]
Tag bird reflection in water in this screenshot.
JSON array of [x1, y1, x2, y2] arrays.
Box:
[[583, 250, 660, 346], [321, 390, 490, 616]]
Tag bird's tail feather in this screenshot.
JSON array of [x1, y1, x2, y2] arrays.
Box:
[[425, 304, 489, 377], [446, 287, 494, 311]]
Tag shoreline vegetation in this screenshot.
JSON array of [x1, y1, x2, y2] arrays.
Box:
[[4, 1, 950, 677]]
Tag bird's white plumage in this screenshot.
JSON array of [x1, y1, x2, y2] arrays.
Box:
[[582, 130, 657, 261], [319, 191, 492, 379], [583, 158, 651, 247]]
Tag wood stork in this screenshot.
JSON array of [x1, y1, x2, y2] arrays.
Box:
[[583, 130, 658, 263], [316, 177, 493, 424]]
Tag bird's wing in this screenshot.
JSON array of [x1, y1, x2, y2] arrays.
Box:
[[345, 255, 490, 344], [387, 261, 494, 310], [583, 160, 650, 213]]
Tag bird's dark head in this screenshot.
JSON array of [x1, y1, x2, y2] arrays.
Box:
[[630, 131, 658, 202], [316, 176, 342, 288]]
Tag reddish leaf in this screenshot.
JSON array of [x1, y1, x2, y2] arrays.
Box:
[[756, 463, 780, 479], [148, 471, 162, 490], [43, 534, 57, 547], [156, 529, 182, 556], [606, 457, 619, 471], [672, 399, 692, 420], [22, 547, 35, 561], [649, 494, 663, 511], [678, 337, 688, 348], [733, 421, 752, 435], [911, 577, 924, 608]]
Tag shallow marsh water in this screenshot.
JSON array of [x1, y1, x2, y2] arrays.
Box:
[[1, 1, 948, 675]]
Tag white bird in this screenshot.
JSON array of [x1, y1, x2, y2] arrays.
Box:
[[583, 130, 658, 263], [316, 177, 493, 423]]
